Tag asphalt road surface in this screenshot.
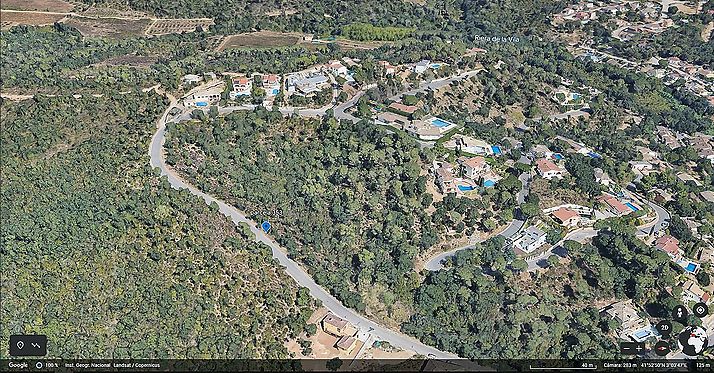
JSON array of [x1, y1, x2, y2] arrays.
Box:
[[149, 98, 459, 360]]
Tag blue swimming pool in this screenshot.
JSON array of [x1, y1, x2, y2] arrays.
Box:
[[572, 93, 581, 100], [625, 202, 639, 212], [587, 151, 601, 159], [685, 262, 698, 273], [271, 89, 279, 95], [491, 146, 502, 155], [431, 63, 442, 69], [196, 101, 208, 107], [552, 153, 563, 160], [431, 118, 451, 128], [458, 185, 475, 191], [483, 180, 496, 187]]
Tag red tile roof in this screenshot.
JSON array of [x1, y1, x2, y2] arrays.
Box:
[[598, 194, 630, 214], [655, 235, 680, 256], [536, 158, 561, 173], [552, 207, 578, 223], [389, 102, 418, 114], [461, 156, 486, 170]]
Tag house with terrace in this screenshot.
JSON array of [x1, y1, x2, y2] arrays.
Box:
[[535, 158, 567, 180]]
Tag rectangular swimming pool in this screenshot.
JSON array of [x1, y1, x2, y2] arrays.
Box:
[[625, 202, 639, 212], [491, 146, 502, 155], [458, 185, 475, 191], [685, 262, 698, 273], [431, 118, 452, 128]]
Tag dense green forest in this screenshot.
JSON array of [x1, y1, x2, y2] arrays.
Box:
[[164, 111, 518, 316], [0, 94, 314, 358]]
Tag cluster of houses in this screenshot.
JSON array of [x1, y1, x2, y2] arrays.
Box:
[[228, 73, 282, 99], [642, 56, 714, 99], [433, 155, 501, 195], [375, 102, 459, 140], [553, 0, 661, 26]]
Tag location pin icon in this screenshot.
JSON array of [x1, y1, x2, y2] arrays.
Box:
[[16, 341, 24, 350]]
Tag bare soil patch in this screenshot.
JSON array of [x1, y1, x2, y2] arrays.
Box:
[[63, 15, 150, 37], [0, 10, 67, 29], [1, 0, 74, 12], [334, 38, 386, 50]]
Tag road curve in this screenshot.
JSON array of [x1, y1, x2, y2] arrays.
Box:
[[423, 172, 530, 271], [148, 99, 459, 360]]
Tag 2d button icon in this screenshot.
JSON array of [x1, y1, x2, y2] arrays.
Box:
[[693, 302, 709, 318], [656, 320, 672, 337], [672, 305, 688, 323]]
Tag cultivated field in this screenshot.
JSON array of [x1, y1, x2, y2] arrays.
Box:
[[0, 10, 67, 30], [62, 15, 151, 37], [217, 31, 306, 50], [144, 18, 214, 36], [0, 0, 74, 12]]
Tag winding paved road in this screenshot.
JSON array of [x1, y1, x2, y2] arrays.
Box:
[[149, 95, 459, 360]]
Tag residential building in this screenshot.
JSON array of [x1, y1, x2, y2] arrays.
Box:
[[552, 207, 580, 228], [414, 60, 431, 74], [388, 102, 419, 117], [321, 313, 357, 337], [231, 77, 252, 98], [700, 191, 714, 204], [287, 73, 330, 95], [651, 188, 673, 204], [182, 74, 202, 84], [598, 194, 632, 217], [460, 156, 490, 179], [677, 172, 702, 186], [444, 135, 493, 155], [262, 74, 280, 89], [629, 160, 654, 172], [375, 112, 410, 127], [656, 126, 681, 149], [378, 61, 396, 75], [326, 60, 348, 76], [682, 280, 711, 305], [535, 158, 566, 180], [593, 168, 612, 186], [183, 84, 223, 107], [512, 226, 547, 254], [654, 235, 682, 261], [602, 300, 655, 342], [335, 335, 358, 354], [435, 164, 458, 194]]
